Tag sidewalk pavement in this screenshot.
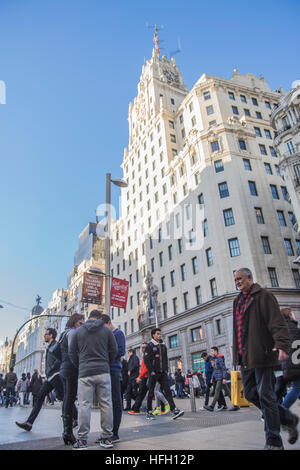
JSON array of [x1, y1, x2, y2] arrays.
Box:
[[0, 397, 299, 451]]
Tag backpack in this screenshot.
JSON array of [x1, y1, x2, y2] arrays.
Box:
[[51, 330, 68, 361]]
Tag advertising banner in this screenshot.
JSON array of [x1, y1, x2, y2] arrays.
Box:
[[81, 272, 103, 305], [110, 277, 129, 309]]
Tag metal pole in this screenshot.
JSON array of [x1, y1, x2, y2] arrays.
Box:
[[105, 173, 111, 314], [189, 376, 196, 412]]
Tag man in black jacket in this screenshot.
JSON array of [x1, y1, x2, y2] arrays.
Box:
[[4, 367, 17, 407], [16, 328, 64, 431], [144, 328, 184, 420], [125, 349, 140, 410]]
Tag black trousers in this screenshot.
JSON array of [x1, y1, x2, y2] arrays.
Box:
[[147, 372, 175, 412], [60, 371, 78, 421], [241, 367, 293, 447], [126, 377, 138, 409], [5, 386, 15, 407], [27, 375, 64, 425], [132, 377, 148, 412]]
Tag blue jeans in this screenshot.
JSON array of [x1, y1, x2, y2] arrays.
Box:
[[241, 367, 294, 447], [282, 377, 300, 409], [110, 370, 122, 437], [176, 383, 183, 398]]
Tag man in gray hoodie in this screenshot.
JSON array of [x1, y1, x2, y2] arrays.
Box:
[[69, 309, 118, 449]]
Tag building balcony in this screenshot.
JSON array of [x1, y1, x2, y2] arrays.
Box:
[[138, 312, 162, 330]]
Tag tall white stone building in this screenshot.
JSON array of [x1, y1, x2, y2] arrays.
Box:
[[271, 80, 300, 240], [109, 35, 300, 372]]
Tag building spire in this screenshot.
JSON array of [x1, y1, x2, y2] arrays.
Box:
[[153, 24, 160, 58]]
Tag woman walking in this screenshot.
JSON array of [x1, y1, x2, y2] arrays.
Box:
[[58, 313, 84, 445]]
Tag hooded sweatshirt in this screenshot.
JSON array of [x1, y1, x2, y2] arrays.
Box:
[[68, 319, 118, 379]]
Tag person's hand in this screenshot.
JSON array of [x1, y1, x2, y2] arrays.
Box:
[[128, 371, 130, 376], [210, 379, 213, 384], [222, 379, 227, 385], [136, 377, 141, 384], [151, 372, 156, 376], [273, 348, 288, 361]]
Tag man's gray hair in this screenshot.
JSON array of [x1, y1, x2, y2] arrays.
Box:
[[235, 268, 253, 278]]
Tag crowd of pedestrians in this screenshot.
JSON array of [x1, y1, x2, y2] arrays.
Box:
[[1, 266, 300, 450]]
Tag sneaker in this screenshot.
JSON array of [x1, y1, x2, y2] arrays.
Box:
[[15, 421, 32, 432], [128, 410, 140, 415], [111, 435, 120, 443], [172, 409, 184, 420], [283, 414, 299, 445], [203, 405, 214, 412], [161, 402, 170, 415], [229, 406, 240, 411], [216, 405, 225, 411], [146, 411, 156, 420], [264, 444, 284, 450], [152, 406, 162, 416], [73, 439, 88, 450], [99, 438, 114, 449]]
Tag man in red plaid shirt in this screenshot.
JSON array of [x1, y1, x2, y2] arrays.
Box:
[[232, 268, 298, 450]]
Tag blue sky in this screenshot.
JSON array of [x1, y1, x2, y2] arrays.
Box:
[[0, 0, 299, 342]]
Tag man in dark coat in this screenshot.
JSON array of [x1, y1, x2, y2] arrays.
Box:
[[15, 328, 64, 431], [125, 349, 140, 410], [232, 268, 299, 449], [4, 367, 17, 408]]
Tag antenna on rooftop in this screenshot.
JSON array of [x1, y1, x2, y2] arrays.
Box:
[[169, 37, 182, 59], [146, 22, 165, 57]]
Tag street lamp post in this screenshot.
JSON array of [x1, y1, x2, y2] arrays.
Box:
[[105, 173, 128, 314]]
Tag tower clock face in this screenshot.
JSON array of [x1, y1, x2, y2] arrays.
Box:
[[163, 69, 180, 84]]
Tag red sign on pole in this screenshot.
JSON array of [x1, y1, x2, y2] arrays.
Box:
[[110, 277, 129, 309], [81, 273, 103, 305]]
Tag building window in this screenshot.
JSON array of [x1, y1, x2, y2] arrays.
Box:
[[228, 91, 235, 100], [130, 296, 133, 310], [249, 181, 258, 196], [163, 302, 167, 319], [270, 184, 279, 200], [206, 248, 213, 266], [268, 268, 279, 287], [210, 278, 218, 298], [191, 116, 197, 127], [292, 269, 300, 288], [252, 97, 258, 106], [218, 182, 229, 198], [284, 239, 294, 256], [296, 240, 300, 254], [189, 102, 194, 112], [183, 292, 189, 310], [259, 144, 267, 155], [198, 193, 204, 207], [131, 319, 134, 333], [277, 210, 287, 226], [169, 334, 179, 349], [203, 219, 208, 237], [159, 251, 164, 267], [172, 297, 178, 315], [287, 140, 295, 155], [265, 101, 271, 109], [254, 127, 262, 137], [214, 159, 224, 172], [264, 129, 272, 139], [223, 208, 235, 226], [170, 134, 176, 143], [171, 98, 175, 105], [161, 276, 166, 292], [203, 91, 211, 100], [168, 245, 173, 260], [181, 264, 187, 281], [264, 163, 273, 175], [239, 139, 247, 151], [216, 319, 222, 335], [232, 106, 239, 115], [191, 326, 204, 342], [206, 105, 214, 115], [256, 111, 262, 119], [169, 120, 175, 129], [158, 228, 162, 242], [195, 286, 202, 305], [261, 236, 272, 254], [228, 238, 241, 257], [151, 258, 155, 272], [192, 256, 199, 275], [288, 212, 296, 227], [243, 158, 252, 171], [244, 108, 251, 116], [240, 94, 247, 103], [281, 186, 288, 201], [178, 239, 184, 254], [170, 270, 175, 287], [211, 140, 220, 152], [270, 146, 277, 157]]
